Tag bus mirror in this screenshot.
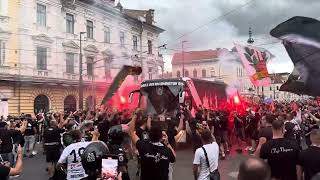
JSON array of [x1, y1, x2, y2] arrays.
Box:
[[179, 91, 185, 104], [128, 90, 140, 104], [129, 92, 133, 103]]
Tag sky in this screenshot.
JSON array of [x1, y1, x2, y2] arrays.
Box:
[[121, 0, 320, 73]]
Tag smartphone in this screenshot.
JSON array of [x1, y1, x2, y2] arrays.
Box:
[[101, 158, 118, 180]]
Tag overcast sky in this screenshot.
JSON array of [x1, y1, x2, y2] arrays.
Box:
[[121, 0, 320, 73]]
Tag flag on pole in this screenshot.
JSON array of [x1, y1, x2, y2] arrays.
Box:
[[101, 65, 142, 105], [234, 43, 272, 86]]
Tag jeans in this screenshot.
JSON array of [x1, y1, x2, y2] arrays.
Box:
[[168, 163, 174, 180], [24, 135, 35, 156]]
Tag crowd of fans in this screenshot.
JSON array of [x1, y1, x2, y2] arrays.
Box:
[[0, 98, 319, 180]]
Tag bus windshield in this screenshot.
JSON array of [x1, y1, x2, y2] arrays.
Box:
[[139, 82, 184, 115]]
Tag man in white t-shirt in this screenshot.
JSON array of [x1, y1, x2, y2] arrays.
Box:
[[57, 129, 99, 180], [193, 129, 219, 180]]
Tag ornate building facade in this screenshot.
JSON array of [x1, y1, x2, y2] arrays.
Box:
[[171, 49, 253, 94], [0, 0, 164, 116]]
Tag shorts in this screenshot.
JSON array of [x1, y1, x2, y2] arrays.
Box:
[[45, 145, 61, 163]]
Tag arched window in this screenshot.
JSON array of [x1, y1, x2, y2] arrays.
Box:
[[193, 69, 197, 78], [34, 95, 49, 114], [185, 70, 189, 77], [177, 70, 181, 77], [202, 69, 206, 78], [64, 95, 77, 112]]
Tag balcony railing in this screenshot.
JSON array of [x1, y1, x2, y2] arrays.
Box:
[[0, 66, 11, 74], [63, 72, 79, 80], [33, 69, 51, 77]]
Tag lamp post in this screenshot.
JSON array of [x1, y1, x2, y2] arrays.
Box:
[[181, 40, 187, 77], [79, 32, 86, 110]]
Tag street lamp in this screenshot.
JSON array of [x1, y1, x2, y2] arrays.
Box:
[[181, 40, 187, 77], [79, 31, 86, 110]]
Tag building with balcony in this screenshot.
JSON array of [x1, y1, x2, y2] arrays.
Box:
[[262, 73, 301, 101], [171, 48, 253, 95], [0, 0, 164, 116]]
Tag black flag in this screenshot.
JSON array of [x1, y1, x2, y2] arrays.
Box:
[[101, 65, 142, 105], [270, 16, 320, 96]]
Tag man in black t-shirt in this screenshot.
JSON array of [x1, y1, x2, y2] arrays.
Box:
[[297, 129, 320, 180], [234, 111, 244, 153], [24, 117, 37, 157], [0, 121, 26, 166], [129, 111, 176, 180], [260, 120, 300, 180], [43, 120, 65, 178], [254, 114, 273, 157]]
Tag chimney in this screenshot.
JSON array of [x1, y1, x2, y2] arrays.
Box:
[[146, 9, 155, 24], [116, 2, 123, 12]]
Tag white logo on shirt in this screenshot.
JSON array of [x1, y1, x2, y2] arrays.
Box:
[[271, 147, 294, 154], [145, 153, 169, 163]]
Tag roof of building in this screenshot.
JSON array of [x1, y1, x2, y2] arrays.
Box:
[[270, 73, 289, 84], [123, 9, 164, 33], [123, 9, 149, 20], [172, 50, 218, 64]]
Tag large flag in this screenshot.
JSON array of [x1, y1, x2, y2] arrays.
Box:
[[234, 43, 272, 86], [270, 16, 320, 97], [101, 65, 142, 105]]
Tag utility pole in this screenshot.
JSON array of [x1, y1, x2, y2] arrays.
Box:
[[79, 32, 86, 110], [181, 40, 187, 77], [139, 18, 144, 81]]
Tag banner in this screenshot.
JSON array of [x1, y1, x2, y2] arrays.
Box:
[[234, 43, 271, 86]]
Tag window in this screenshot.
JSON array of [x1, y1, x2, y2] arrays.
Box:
[[148, 67, 152, 80], [148, 40, 152, 54], [66, 53, 75, 73], [87, 57, 93, 76], [36, 3, 46, 26], [0, 41, 5, 65], [185, 70, 189, 77], [104, 27, 110, 43], [202, 69, 206, 78], [133, 35, 138, 50], [210, 68, 215, 77], [193, 69, 197, 78], [37, 47, 47, 70], [120, 31, 125, 46], [0, 0, 8, 16], [86, 20, 93, 39], [66, 13, 74, 34], [177, 70, 181, 77]]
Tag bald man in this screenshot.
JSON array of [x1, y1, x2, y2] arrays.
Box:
[[297, 129, 320, 180], [238, 158, 271, 180]]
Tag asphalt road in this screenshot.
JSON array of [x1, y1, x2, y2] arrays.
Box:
[[15, 145, 248, 180]]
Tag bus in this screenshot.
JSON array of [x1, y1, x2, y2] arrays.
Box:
[[129, 77, 227, 116]]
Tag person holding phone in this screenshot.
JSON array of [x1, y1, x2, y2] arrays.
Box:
[[129, 109, 176, 180], [0, 145, 23, 179]]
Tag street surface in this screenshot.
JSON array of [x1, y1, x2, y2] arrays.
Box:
[[15, 145, 248, 180]]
